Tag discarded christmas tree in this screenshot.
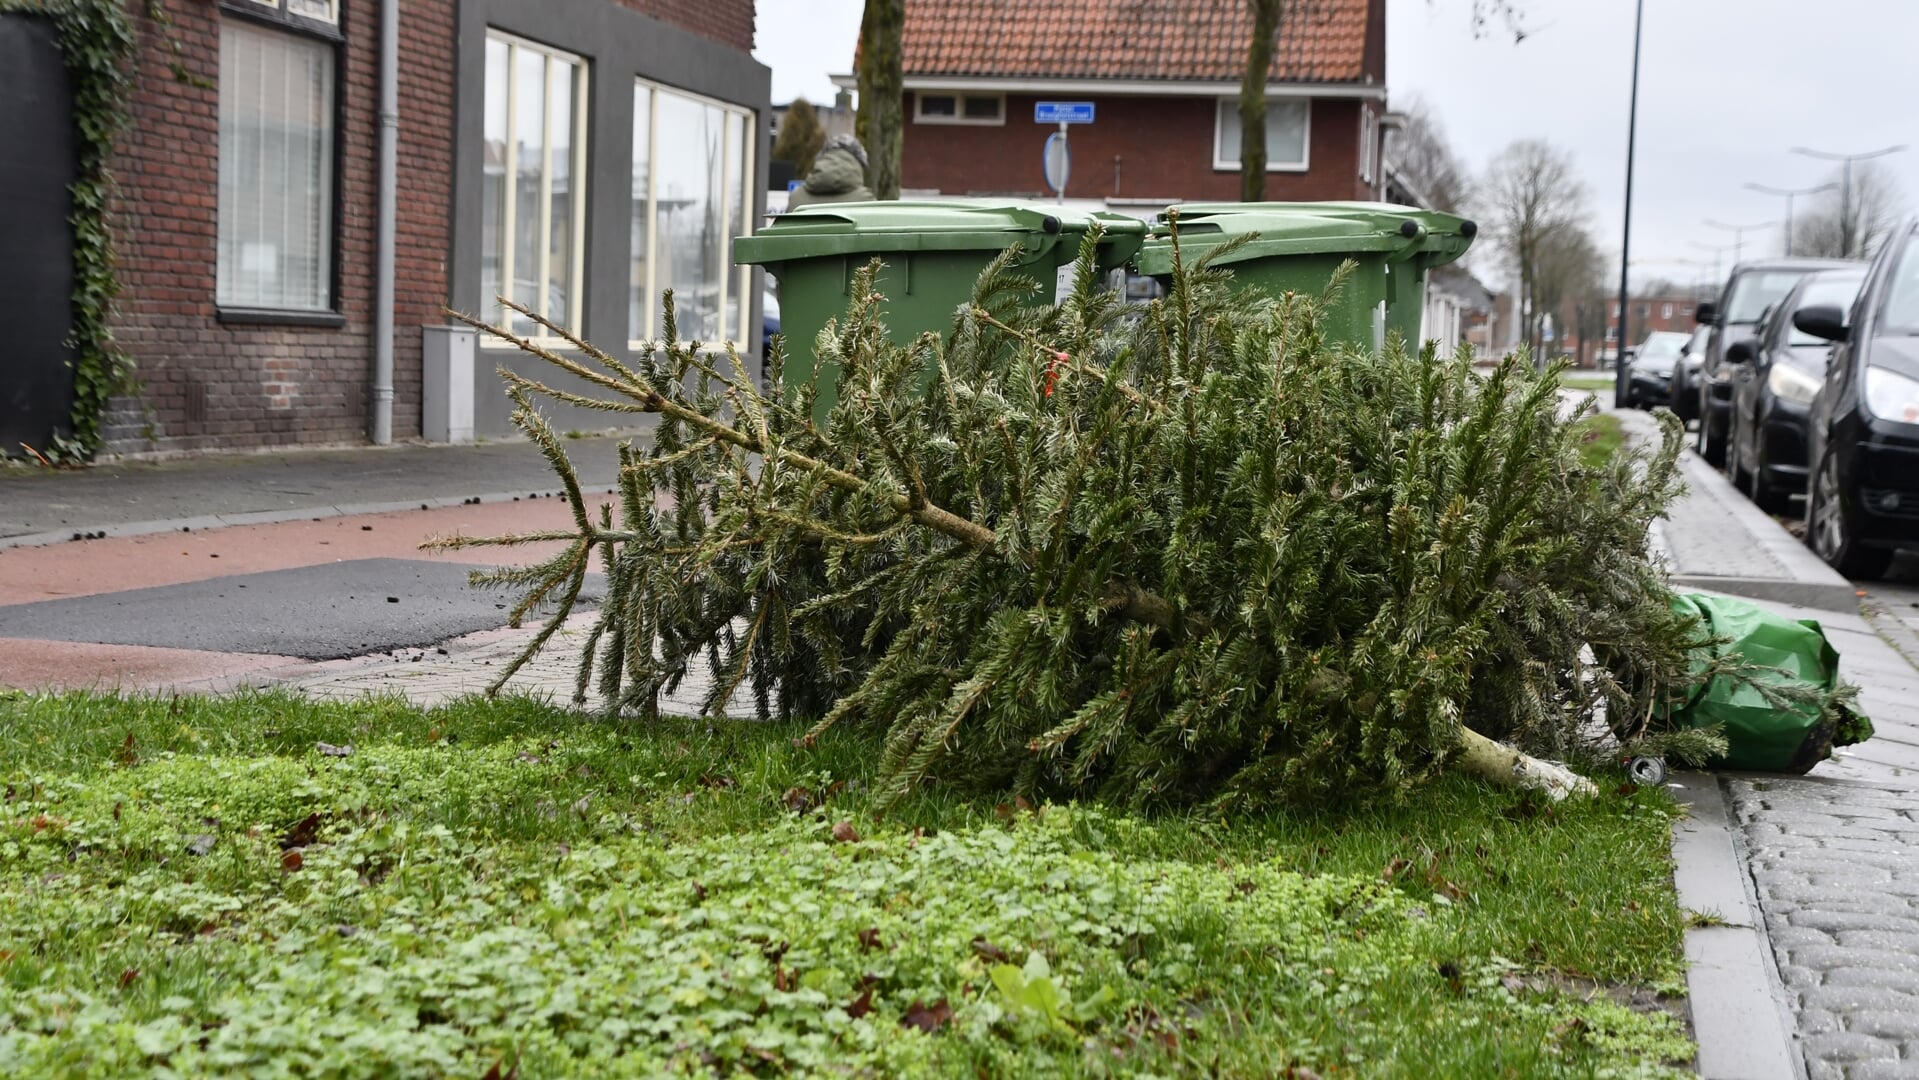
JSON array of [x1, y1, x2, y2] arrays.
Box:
[[439, 224, 1732, 807]]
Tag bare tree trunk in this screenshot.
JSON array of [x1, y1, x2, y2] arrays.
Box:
[[1239, 0, 1283, 202], [856, 0, 904, 200]]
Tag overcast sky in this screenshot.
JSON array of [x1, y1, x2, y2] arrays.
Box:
[[753, 0, 1918, 291]]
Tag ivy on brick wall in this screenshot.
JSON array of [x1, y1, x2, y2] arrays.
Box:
[[0, 0, 138, 462]]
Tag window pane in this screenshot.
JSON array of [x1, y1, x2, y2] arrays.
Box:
[[961, 95, 999, 120], [546, 58, 575, 329], [481, 37, 508, 327], [723, 110, 747, 339], [510, 47, 546, 335], [286, 0, 337, 23], [630, 85, 653, 340], [1216, 99, 1307, 168], [218, 21, 334, 311], [920, 94, 956, 117], [654, 91, 725, 341], [1265, 101, 1306, 164]]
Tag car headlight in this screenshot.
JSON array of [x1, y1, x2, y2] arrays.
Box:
[[1864, 366, 1919, 424], [1767, 363, 1822, 406]]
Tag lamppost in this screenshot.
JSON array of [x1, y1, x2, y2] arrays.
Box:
[[1687, 240, 1730, 286], [1743, 181, 1837, 257], [1703, 218, 1775, 267], [1614, 0, 1645, 365], [1790, 144, 1909, 257]]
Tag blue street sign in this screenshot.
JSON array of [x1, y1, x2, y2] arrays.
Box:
[[1034, 101, 1095, 125]]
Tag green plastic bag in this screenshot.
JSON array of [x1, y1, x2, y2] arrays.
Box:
[[1664, 593, 1872, 773]]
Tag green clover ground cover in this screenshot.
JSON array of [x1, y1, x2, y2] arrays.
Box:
[[0, 691, 1692, 1077]]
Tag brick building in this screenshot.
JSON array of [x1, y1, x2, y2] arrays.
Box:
[[77, 0, 767, 454], [860, 0, 1388, 209], [1605, 294, 1707, 349]]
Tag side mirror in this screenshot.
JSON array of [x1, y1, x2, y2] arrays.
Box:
[[1725, 341, 1756, 365], [1695, 301, 1718, 326], [1793, 304, 1848, 343]]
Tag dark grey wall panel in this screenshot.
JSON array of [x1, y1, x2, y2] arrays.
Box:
[[0, 15, 77, 453], [451, 0, 772, 437]]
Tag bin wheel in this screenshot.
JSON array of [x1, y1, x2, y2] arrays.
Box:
[[1627, 756, 1668, 786]]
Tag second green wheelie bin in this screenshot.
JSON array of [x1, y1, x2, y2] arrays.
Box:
[[733, 201, 1146, 421], [1135, 202, 1477, 353]]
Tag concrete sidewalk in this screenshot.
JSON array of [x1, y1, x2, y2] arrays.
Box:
[[0, 432, 636, 548]]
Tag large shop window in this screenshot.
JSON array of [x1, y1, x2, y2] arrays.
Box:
[[482, 33, 589, 340], [217, 20, 336, 312], [630, 80, 756, 348], [1212, 98, 1310, 172]]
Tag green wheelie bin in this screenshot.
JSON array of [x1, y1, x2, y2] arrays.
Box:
[[733, 201, 1146, 421], [1135, 202, 1477, 353]]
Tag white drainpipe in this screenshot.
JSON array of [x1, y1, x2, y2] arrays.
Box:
[[370, 0, 399, 444]]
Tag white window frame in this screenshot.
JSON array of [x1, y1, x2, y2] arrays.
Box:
[[629, 77, 757, 351], [913, 92, 1006, 126], [246, 0, 339, 25], [1662, 302, 1673, 319], [1358, 107, 1376, 184], [216, 18, 337, 313], [482, 30, 590, 345], [1212, 97, 1310, 173]]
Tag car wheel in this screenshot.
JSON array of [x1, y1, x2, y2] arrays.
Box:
[[1729, 409, 1753, 490], [1697, 407, 1727, 468], [1805, 448, 1892, 580], [1744, 424, 1792, 516]]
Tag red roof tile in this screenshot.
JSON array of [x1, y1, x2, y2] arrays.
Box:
[[902, 0, 1375, 84]]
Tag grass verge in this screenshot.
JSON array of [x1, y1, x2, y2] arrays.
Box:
[[0, 690, 1691, 1077], [1559, 373, 1617, 392], [1575, 412, 1630, 471]]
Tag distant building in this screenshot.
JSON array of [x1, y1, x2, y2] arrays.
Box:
[[842, 0, 1390, 209], [1606, 293, 1708, 349]]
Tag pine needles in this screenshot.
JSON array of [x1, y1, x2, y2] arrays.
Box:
[[440, 228, 1712, 808]]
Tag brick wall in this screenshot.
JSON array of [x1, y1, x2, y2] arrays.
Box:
[[619, 0, 754, 52], [900, 93, 1374, 203], [105, 1, 450, 454]]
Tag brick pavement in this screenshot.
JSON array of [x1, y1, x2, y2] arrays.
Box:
[[1731, 778, 1919, 1080]]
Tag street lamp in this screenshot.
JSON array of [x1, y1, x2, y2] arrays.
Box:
[[1743, 181, 1837, 257], [1703, 218, 1775, 267], [1615, 0, 1645, 365], [1790, 145, 1909, 257]]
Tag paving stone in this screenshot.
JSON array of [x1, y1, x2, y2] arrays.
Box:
[[1794, 1006, 1844, 1036], [1834, 930, 1919, 953], [1846, 1058, 1919, 1080], [1801, 1031, 1900, 1065], [1790, 911, 1919, 934], [1806, 1060, 1847, 1080], [1827, 968, 1919, 994], [1800, 985, 1919, 1014], [1848, 1010, 1919, 1040], [1789, 947, 1919, 977], [1768, 925, 1837, 950]]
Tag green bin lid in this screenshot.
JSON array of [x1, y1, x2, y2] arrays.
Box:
[[1136, 201, 1476, 275], [733, 200, 1147, 270]]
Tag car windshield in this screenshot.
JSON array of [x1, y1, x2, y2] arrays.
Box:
[[1636, 332, 1687, 361], [1726, 270, 1814, 323], [1789, 274, 1866, 346], [1884, 239, 1919, 335], [1684, 325, 1711, 354]]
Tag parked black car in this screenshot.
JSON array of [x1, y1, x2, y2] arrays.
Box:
[[1692, 257, 1854, 467], [1616, 331, 1690, 409], [1798, 220, 1919, 579], [1668, 324, 1712, 425], [1725, 268, 1867, 513]]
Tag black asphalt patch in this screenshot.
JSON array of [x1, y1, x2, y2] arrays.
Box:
[[0, 558, 602, 660]]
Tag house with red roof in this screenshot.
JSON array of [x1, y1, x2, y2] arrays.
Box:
[[851, 0, 1388, 210]]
